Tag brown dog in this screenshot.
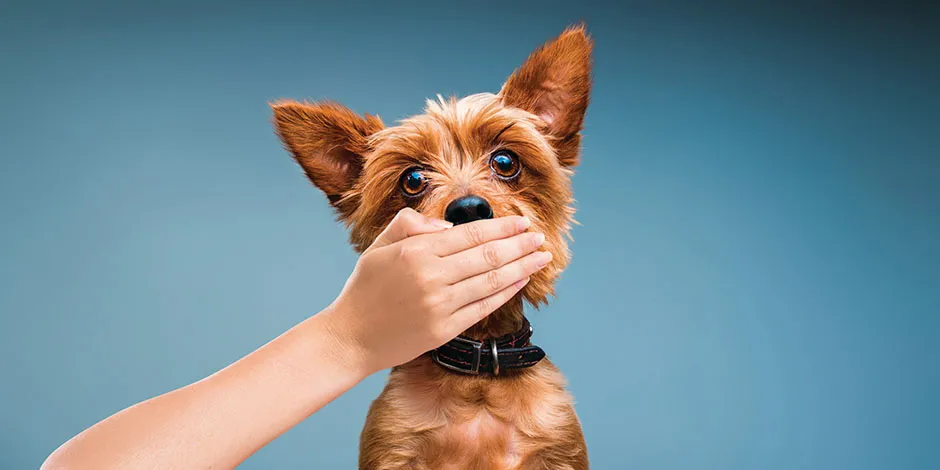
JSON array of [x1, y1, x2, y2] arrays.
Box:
[[272, 25, 592, 470]]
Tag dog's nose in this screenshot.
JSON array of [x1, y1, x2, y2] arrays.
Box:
[[444, 195, 493, 226]]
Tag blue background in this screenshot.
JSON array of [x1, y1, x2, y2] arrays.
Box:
[[2, 1, 938, 468]]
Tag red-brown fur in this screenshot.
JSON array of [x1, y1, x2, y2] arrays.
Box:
[[272, 25, 593, 469]]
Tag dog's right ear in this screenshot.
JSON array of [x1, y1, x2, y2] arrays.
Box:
[[271, 100, 384, 217]]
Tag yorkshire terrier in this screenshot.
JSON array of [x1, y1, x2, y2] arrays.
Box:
[[272, 25, 592, 470]]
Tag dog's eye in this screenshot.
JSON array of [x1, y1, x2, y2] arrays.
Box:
[[400, 168, 429, 196], [489, 150, 520, 179]]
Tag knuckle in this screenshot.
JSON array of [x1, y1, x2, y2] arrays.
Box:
[[413, 271, 431, 289], [503, 217, 519, 236], [523, 254, 538, 271], [417, 268, 440, 288], [398, 241, 422, 262], [463, 223, 485, 246], [485, 269, 502, 292], [439, 289, 454, 308], [391, 208, 408, 224], [476, 298, 491, 317], [420, 293, 439, 313], [481, 243, 501, 268], [398, 209, 421, 227], [427, 291, 451, 315], [526, 232, 544, 250]]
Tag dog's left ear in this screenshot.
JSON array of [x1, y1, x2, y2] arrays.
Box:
[[271, 100, 384, 218], [499, 24, 593, 167]]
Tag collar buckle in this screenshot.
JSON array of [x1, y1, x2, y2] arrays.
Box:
[[431, 336, 482, 375], [429, 316, 544, 376]]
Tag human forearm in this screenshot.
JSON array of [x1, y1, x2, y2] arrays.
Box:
[[43, 212, 546, 469], [42, 307, 368, 470]]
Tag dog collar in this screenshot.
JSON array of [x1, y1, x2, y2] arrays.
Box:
[[430, 316, 545, 375]]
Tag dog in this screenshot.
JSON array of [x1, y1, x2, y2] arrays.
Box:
[[272, 25, 592, 470]]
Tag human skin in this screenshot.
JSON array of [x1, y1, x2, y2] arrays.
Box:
[[42, 208, 550, 470]]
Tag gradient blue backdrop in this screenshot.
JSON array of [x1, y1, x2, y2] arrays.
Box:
[[2, 1, 938, 468]]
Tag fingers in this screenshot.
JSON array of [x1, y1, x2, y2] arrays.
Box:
[[370, 208, 452, 250], [441, 231, 546, 284], [446, 277, 532, 335], [429, 216, 531, 256], [446, 250, 552, 310]]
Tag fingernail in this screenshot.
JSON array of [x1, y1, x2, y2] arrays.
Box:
[[536, 251, 553, 268], [513, 277, 531, 289], [429, 218, 453, 228], [532, 232, 545, 248], [517, 216, 531, 231]]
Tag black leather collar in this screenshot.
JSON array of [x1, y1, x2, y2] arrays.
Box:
[[430, 316, 545, 375]]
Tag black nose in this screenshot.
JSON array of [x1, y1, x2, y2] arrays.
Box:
[[444, 195, 493, 225]]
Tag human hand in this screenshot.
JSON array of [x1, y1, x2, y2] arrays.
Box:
[[323, 208, 551, 376], [40, 210, 550, 470]]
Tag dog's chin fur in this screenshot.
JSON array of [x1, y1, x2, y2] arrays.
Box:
[[272, 24, 592, 469]]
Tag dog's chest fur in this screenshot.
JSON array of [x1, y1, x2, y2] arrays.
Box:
[[360, 357, 586, 469]]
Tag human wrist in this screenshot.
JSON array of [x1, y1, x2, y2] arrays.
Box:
[[312, 301, 377, 381]]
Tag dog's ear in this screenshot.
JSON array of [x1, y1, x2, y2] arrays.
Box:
[[271, 101, 384, 217], [499, 24, 593, 167]]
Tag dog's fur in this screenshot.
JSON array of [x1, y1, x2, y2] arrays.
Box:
[[272, 25, 592, 469]]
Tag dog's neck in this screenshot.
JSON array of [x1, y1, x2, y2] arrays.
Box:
[[463, 295, 525, 340], [432, 295, 545, 375]]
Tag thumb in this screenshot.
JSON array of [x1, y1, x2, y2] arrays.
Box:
[[370, 208, 452, 250]]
